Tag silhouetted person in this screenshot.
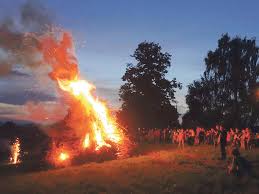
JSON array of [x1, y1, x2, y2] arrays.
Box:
[[219, 126, 227, 160], [228, 147, 252, 176]]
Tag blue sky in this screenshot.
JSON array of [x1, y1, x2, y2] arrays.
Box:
[[1, 0, 259, 122]]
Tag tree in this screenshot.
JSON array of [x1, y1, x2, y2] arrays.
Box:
[[183, 78, 223, 128], [184, 34, 259, 128], [118, 42, 181, 133]]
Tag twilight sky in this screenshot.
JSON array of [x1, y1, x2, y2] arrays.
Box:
[[0, 0, 259, 122]]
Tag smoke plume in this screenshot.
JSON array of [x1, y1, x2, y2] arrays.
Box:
[[0, 0, 52, 76]]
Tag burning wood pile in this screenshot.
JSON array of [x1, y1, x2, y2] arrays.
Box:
[[0, 2, 130, 168], [37, 31, 130, 166], [0, 30, 130, 167]]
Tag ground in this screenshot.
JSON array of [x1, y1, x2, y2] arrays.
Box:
[[0, 144, 259, 194]]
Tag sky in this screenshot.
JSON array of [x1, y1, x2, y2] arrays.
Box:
[[0, 0, 259, 123]]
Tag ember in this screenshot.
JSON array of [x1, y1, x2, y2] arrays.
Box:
[[59, 152, 69, 161]]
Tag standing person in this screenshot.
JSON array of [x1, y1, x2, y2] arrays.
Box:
[[189, 128, 195, 145], [178, 129, 185, 149], [199, 128, 205, 144], [171, 129, 174, 144], [173, 130, 178, 144], [167, 128, 171, 143], [245, 128, 251, 150], [154, 128, 160, 143], [227, 130, 231, 145], [162, 128, 167, 143], [212, 128, 218, 147], [227, 147, 252, 176], [168, 129, 172, 143], [186, 129, 190, 145], [240, 129, 246, 150], [195, 127, 200, 145], [206, 129, 211, 144], [229, 128, 235, 145], [209, 129, 214, 144], [219, 126, 227, 160], [233, 128, 240, 147]]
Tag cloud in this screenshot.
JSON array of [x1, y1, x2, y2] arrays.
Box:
[[95, 86, 120, 109], [0, 0, 53, 76], [0, 90, 56, 105], [8, 69, 31, 78], [0, 103, 25, 115], [0, 101, 67, 123], [0, 65, 57, 106]]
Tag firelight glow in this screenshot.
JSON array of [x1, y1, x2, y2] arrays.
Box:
[[10, 138, 21, 164], [37, 31, 129, 165], [83, 133, 90, 148], [57, 78, 123, 155], [59, 152, 69, 161]]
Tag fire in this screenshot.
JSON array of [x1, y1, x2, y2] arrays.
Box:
[[59, 152, 69, 161], [83, 133, 90, 148], [10, 138, 21, 164], [39, 31, 130, 165], [57, 79, 123, 151], [93, 123, 112, 151]]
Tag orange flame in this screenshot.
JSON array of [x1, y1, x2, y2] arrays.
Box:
[[10, 138, 21, 164], [59, 152, 69, 161], [38, 31, 129, 165], [57, 79, 123, 151], [83, 133, 90, 148]]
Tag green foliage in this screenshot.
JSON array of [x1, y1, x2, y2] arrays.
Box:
[[118, 42, 181, 131], [183, 34, 259, 128]]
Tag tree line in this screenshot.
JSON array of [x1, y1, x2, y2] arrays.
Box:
[[117, 34, 259, 136]]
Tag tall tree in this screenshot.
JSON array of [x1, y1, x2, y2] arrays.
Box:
[[184, 34, 259, 128], [118, 42, 181, 133]]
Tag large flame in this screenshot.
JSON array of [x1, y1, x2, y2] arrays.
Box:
[[57, 78, 123, 151], [39, 31, 129, 165]]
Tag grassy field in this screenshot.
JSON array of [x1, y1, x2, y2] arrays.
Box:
[[1, 144, 259, 194]]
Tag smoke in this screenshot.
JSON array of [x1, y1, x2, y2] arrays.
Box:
[[23, 101, 67, 123], [20, 0, 52, 32], [0, 0, 52, 76], [0, 0, 81, 126], [0, 101, 67, 124], [0, 1, 71, 124]]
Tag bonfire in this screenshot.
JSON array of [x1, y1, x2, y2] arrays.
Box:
[[36, 31, 130, 166]]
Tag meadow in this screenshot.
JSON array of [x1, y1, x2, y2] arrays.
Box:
[[0, 144, 259, 194]]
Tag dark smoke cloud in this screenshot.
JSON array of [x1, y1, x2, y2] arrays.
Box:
[[0, 0, 53, 76]]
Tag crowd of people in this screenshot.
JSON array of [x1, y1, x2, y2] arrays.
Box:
[[137, 126, 258, 150], [138, 125, 258, 176]]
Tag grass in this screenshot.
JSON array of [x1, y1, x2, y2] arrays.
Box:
[[0, 144, 259, 194]]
